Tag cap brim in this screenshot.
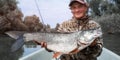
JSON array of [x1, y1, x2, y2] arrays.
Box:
[[69, 1, 86, 6]]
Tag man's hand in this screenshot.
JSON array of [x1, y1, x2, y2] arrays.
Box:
[[40, 41, 47, 48], [33, 40, 47, 47], [33, 40, 52, 52]]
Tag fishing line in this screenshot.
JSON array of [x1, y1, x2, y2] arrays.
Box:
[[34, 0, 45, 25], [34, 0, 47, 32]]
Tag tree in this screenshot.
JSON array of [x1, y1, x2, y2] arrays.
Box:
[[87, 0, 120, 17], [0, 0, 17, 15], [89, 0, 101, 16], [114, 0, 120, 10]]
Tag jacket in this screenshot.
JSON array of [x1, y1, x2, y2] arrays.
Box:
[[57, 17, 103, 60]]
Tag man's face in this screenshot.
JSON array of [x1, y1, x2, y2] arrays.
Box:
[[70, 2, 88, 19]]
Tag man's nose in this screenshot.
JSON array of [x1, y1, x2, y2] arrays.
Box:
[[74, 8, 80, 12]]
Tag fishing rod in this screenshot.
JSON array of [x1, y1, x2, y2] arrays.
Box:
[[34, 0, 44, 24]]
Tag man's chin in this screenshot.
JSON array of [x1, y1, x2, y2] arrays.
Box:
[[75, 15, 85, 19], [75, 16, 83, 19]]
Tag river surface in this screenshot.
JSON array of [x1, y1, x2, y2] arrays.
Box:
[[102, 33, 120, 55], [0, 35, 41, 60], [0, 33, 120, 60]]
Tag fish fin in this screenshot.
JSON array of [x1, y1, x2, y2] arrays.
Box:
[[11, 35, 24, 52], [5, 31, 25, 39], [53, 52, 61, 58], [69, 47, 80, 54]]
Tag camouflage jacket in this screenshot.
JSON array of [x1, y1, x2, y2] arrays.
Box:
[[57, 17, 103, 60]]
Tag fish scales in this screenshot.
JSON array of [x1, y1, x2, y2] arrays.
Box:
[[24, 32, 78, 53]]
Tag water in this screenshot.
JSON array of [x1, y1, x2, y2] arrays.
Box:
[[0, 35, 41, 60], [0, 33, 120, 60], [103, 33, 120, 55]]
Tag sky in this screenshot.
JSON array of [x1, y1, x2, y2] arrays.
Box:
[[17, 0, 72, 28]]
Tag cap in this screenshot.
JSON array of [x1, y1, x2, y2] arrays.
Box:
[[69, 0, 88, 6]]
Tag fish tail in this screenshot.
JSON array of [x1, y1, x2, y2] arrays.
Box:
[[11, 34, 24, 52]]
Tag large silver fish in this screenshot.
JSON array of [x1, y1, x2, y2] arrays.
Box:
[[5, 28, 102, 58]]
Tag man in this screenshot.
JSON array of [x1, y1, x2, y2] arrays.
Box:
[[40, 0, 103, 60]]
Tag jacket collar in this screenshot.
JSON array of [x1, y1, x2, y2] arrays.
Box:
[[72, 15, 89, 25]]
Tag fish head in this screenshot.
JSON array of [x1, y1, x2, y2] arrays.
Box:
[[86, 29, 102, 39], [79, 29, 102, 43], [92, 29, 102, 37]]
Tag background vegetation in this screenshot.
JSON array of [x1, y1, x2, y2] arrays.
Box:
[[0, 0, 120, 34]]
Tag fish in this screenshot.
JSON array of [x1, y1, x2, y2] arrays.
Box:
[[5, 27, 102, 58]]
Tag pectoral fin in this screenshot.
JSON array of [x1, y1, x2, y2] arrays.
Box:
[[53, 52, 62, 58], [69, 47, 80, 54]]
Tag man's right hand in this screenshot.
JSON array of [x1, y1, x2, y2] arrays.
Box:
[[33, 40, 52, 52], [39, 41, 47, 48]]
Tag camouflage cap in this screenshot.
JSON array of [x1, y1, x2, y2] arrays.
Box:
[[69, 0, 88, 6]]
